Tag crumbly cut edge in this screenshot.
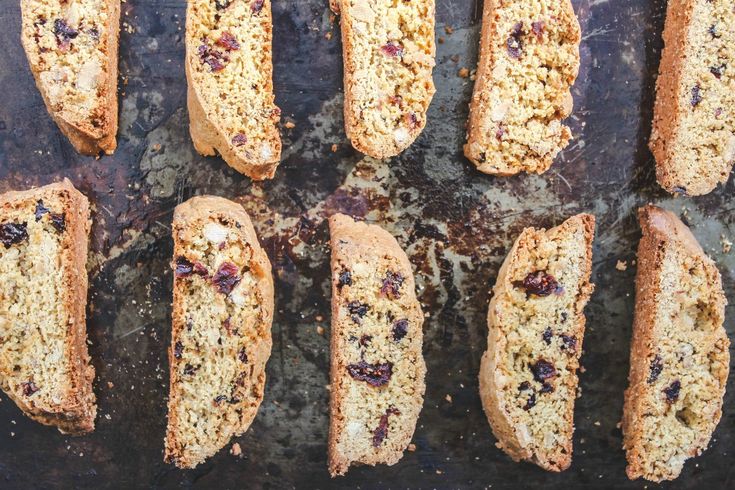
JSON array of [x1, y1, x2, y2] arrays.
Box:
[[327, 213, 426, 477], [464, 0, 580, 175], [19, 1, 120, 155], [622, 205, 729, 481], [478, 213, 595, 471], [185, 4, 281, 181], [338, 0, 436, 159], [164, 195, 274, 469], [0, 178, 96, 434]]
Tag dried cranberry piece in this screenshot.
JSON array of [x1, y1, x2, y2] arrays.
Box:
[[34, 200, 50, 221], [21, 381, 39, 396], [216, 32, 240, 51], [647, 355, 663, 384], [54, 19, 78, 49], [231, 133, 247, 146], [530, 359, 556, 382], [251, 0, 265, 13], [380, 41, 404, 57], [518, 381, 531, 391], [663, 380, 681, 403], [347, 301, 369, 323], [212, 262, 241, 294], [174, 341, 184, 359], [238, 348, 248, 363], [708, 24, 720, 39], [337, 269, 352, 288], [392, 319, 409, 341], [359, 335, 372, 347], [213, 395, 228, 406], [540, 382, 554, 394], [50, 213, 65, 232], [380, 271, 404, 299], [346, 360, 393, 387], [405, 113, 419, 130], [710, 64, 725, 79], [0, 222, 28, 248], [531, 20, 545, 40], [515, 271, 561, 297], [174, 256, 208, 278], [560, 334, 577, 353], [496, 123, 506, 140], [372, 407, 400, 447], [506, 22, 524, 59], [691, 84, 702, 107], [523, 393, 536, 410], [542, 327, 552, 345], [215, 0, 232, 10], [198, 44, 228, 72], [388, 95, 403, 107], [183, 364, 200, 376]]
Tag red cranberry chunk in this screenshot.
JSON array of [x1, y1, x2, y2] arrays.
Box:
[[0, 222, 28, 248], [251, 0, 264, 13], [506, 22, 524, 59], [372, 407, 400, 447], [183, 364, 200, 376], [54, 19, 78, 49], [516, 271, 561, 297], [647, 355, 663, 384], [380, 271, 404, 299], [198, 44, 228, 72], [542, 327, 552, 345], [347, 301, 369, 323], [358, 335, 372, 347], [174, 256, 208, 278], [540, 382, 554, 394], [213, 395, 228, 406], [380, 41, 404, 57], [560, 334, 577, 353], [346, 360, 393, 387], [238, 347, 248, 363], [216, 32, 240, 51], [231, 133, 247, 146], [523, 392, 536, 410], [34, 200, 50, 221], [50, 213, 66, 232], [691, 84, 702, 107], [392, 319, 409, 341], [337, 269, 352, 288], [530, 359, 556, 382], [531, 20, 545, 40], [212, 262, 241, 294], [215, 0, 232, 10], [21, 381, 39, 396], [518, 381, 531, 391], [174, 341, 184, 359], [663, 380, 681, 403]]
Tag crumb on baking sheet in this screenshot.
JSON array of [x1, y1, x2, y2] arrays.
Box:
[[615, 260, 627, 271], [458, 68, 469, 78], [230, 442, 242, 456], [721, 235, 732, 254]]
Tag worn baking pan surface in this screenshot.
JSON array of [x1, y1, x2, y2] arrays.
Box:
[[0, 0, 733, 488]]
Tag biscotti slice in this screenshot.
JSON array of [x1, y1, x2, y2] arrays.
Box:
[[478, 213, 595, 471], [649, 1, 735, 196], [334, 0, 436, 159], [0, 179, 96, 434], [328, 214, 426, 477], [622, 206, 729, 482], [464, 0, 581, 175], [164, 196, 274, 468], [21, 0, 120, 155], [186, 0, 282, 181]]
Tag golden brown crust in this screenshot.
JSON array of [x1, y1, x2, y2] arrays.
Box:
[[622, 206, 729, 482], [327, 214, 425, 477], [165, 195, 274, 468], [479, 213, 595, 471], [185, 1, 281, 181], [0, 179, 96, 434], [20, 1, 119, 155]]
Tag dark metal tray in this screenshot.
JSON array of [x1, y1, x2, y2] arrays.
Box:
[[0, 0, 733, 488]]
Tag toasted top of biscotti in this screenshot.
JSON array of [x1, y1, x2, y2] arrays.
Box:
[[465, 0, 580, 175], [649, 0, 735, 196], [337, 0, 436, 159], [165, 195, 274, 469], [21, 0, 119, 155], [622, 206, 729, 482], [0, 179, 96, 434], [186, 0, 281, 176], [480, 213, 594, 471], [328, 214, 425, 477]]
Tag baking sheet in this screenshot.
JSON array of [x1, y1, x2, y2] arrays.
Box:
[[0, 0, 734, 488]]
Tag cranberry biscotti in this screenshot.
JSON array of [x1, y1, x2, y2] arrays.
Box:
[[164, 196, 274, 468], [328, 214, 426, 477], [21, 0, 120, 155], [332, 0, 436, 159], [186, 0, 281, 181], [0, 179, 96, 434], [649, 0, 735, 196], [479, 213, 595, 471], [622, 206, 729, 482], [465, 0, 581, 175]]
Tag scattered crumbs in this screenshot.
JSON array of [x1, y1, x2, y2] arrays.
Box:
[[444, 25, 453, 35], [325, 31, 333, 41], [105, 414, 112, 420], [10, 420, 15, 425], [79, 452, 84, 457], [230, 442, 242, 456], [315, 314, 324, 322], [445, 394, 452, 403], [316, 325, 325, 336], [459, 383, 465, 388], [10, 432, 15, 437], [594, 421, 601, 427], [458, 67, 469, 78], [450, 54, 460, 63], [284, 120, 296, 129], [407, 443, 416, 452], [436, 469, 443, 475], [438, 36, 445, 44], [331, 143, 338, 152], [580, 437, 585, 444], [721, 235, 732, 253], [615, 260, 627, 271], [107, 381, 114, 389], [616, 421, 622, 429], [579, 365, 586, 373], [151, 143, 161, 152]]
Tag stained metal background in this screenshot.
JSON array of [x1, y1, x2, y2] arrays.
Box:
[[0, 0, 734, 488]]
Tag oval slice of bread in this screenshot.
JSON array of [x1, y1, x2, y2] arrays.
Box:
[[649, 0, 735, 196], [21, 0, 120, 155], [164, 196, 274, 469], [0, 179, 96, 434], [479, 213, 595, 471], [186, 0, 282, 180], [622, 206, 729, 482], [328, 214, 426, 477], [465, 0, 580, 175], [333, 0, 436, 159]]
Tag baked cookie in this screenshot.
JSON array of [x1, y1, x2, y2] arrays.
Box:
[[186, 0, 282, 180], [622, 206, 729, 482], [21, 0, 120, 155], [0, 179, 96, 434], [649, 0, 735, 196], [333, 0, 436, 159], [328, 214, 425, 477], [465, 0, 580, 175], [164, 196, 274, 468], [479, 213, 595, 471]]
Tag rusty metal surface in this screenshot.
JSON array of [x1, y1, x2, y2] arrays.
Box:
[[1, 0, 734, 488]]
